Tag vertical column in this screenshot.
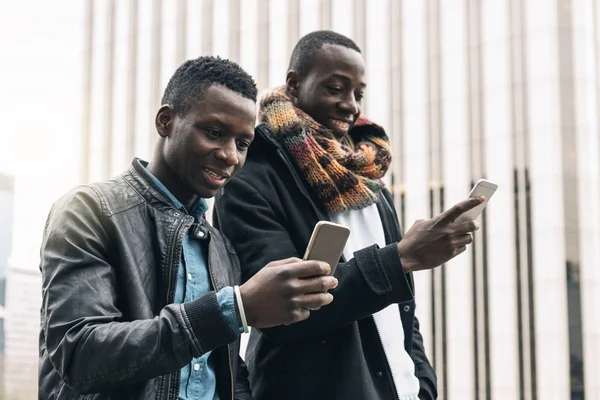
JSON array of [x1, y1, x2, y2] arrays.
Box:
[[481, 0, 520, 398], [148, 0, 162, 155], [212, 0, 229, 57], [186, 0, 204, 59], [229, 0, 241, 63], [425, 1, 447, 396], [466, 1, 493, 398], [125, 0, 139, 164], [439, 1, 474, 399], [257, 0, 270, 90], [320, 0, 332, 30], [364, 0, 390, 134], [571, 1, 599, 398], [353, 0, 366, 115], [202, 0, 214, 55], [508, 0, 537, 397], [556, 0, 587, 398], [353, 0, 366, 49], [239, 0, 258, 81], [176, 0, 188, 65], [586, 2, 600, 398], [111, 0, 130, 174], [401, 0, 433, 361], [287, 0, 300, 61], [268, 0, 287, 88], [160, 0, 177, 88], [331, 0, 354, 38], [81, 0, 94, 183], [389, 0, 404, 219], [525, 0, 570, 398], [88, 0, 108, 181], [299, 0, 319, 37], [135, 1, 153, 160], [104, 0, 116, 179]]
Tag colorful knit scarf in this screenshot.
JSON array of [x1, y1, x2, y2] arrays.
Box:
[[259, 86, 392, 213]]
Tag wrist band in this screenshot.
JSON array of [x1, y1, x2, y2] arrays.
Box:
[[233, 285, 249, 333]]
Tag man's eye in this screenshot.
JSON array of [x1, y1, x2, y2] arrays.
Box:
[[328, 86, 342, 94], [237, 141, 250, 150], [205, 129, 222, 138], [355, 93, 364, 102]]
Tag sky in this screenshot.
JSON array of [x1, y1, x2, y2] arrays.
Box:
[[0, 0, 85, 266], [0, 0, 83, 176]]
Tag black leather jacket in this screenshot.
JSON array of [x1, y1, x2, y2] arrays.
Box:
[[39, 159, 251, 400]]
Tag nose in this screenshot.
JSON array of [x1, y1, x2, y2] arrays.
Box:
[[339, 93, 359, 115], [215, 140, 239, 167]]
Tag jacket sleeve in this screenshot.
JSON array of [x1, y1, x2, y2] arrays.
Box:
[[40, 187, 240, 394], [411, 314, 438, 400], [213, 176, 416, 343], [234, 356, 254, 400]]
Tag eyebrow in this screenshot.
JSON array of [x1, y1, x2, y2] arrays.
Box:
[[195, 116, 255, 139], [329, 73, 367, 88]]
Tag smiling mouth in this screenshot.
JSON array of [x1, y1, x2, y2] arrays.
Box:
[[329, 118, 352, 131], [204, 168, 229, 181]]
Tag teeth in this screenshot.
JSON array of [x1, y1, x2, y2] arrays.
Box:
[[331, 119, 350, 129], [204, 168, 224, 180]]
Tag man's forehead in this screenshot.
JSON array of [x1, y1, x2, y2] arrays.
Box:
[[192, 85, 255, 111], [311, 44, 366, 81]]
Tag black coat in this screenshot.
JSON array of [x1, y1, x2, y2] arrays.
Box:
[[214, 124, 437, 400]]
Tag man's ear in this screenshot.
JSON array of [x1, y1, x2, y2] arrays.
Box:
[[155, 105, 175, 138], [286, 70, 300, 99]]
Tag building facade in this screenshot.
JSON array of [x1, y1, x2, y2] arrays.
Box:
[[0, 174, 14, 397], [5, 0, 599, 399]]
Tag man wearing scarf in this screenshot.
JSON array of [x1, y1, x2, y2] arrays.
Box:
[[214, 31, 481, 400]]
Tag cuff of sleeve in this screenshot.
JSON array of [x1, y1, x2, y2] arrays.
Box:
[[378, 243, 414, 303], [217, 286, 244, 334], [183, 291, 240, 354]]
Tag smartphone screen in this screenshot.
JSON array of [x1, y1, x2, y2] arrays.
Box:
[[455, 179, 498, 223]]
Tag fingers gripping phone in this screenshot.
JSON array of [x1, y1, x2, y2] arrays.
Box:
[[455, 178, 499, 223], [303, 221, 351, 276]]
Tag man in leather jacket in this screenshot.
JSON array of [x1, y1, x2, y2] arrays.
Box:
[[38, 56, 338, 400]]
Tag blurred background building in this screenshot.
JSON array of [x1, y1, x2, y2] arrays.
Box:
[[2, 0, 599, 399], [0, 174, 13, 398]]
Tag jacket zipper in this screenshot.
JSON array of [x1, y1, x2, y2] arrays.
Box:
[[205, 230, 235, 400], [373, 193, 408, 399], [165, 217, 187, 400], [373, 319, 401, 399]]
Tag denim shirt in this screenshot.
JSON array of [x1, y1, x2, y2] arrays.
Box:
[[139, 161, 241, 400]]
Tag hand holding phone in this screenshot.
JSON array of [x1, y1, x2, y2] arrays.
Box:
[[303, 221, 351, 276]]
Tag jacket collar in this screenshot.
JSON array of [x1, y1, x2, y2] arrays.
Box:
[[123, 157, 198, 216]]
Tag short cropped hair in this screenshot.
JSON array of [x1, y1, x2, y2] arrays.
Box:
[[161, 56, 258, 116], [288, 30, 362, 77]]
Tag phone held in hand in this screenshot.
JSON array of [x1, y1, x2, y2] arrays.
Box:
[[455, 179, 499, 223], [303, 221, 351, 276]]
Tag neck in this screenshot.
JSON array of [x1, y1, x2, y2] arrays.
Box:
[[146, 159, 198, 211]]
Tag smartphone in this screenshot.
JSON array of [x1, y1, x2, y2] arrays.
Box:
[[455, 179, 499, 223], [303, 221, 351, 275]]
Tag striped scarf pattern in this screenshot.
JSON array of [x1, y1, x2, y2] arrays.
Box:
[[259, 86, 392, 213]]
